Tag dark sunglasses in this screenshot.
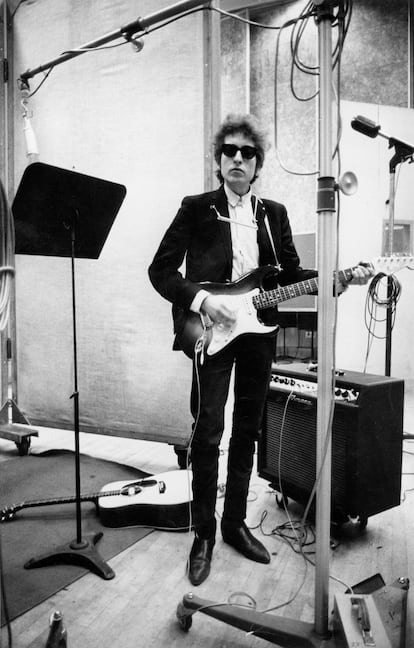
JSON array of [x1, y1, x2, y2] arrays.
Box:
[[221, 143, 257, 160]]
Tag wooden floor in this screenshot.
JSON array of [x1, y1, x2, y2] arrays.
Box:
[[1, 379, 413, 647]]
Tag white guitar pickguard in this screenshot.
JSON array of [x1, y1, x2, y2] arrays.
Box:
[[207, 288, 279, 356]]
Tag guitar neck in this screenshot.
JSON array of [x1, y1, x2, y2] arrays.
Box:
[[253, 268, 354, 310], [2, 478, 159, 520], [4, 488, 133, 518], [12, 492, 100, 514]]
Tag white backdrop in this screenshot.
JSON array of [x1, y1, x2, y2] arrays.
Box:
[[11, 2, 414, 445], [12, 0, 205, 443]]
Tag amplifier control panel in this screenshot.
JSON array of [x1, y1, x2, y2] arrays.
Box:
[[269, 368, 360, 402]]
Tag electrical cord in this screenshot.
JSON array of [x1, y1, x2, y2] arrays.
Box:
[[362, 271, 402, 371], [0, 182, 14, 332], [273, 0, 352, 176]]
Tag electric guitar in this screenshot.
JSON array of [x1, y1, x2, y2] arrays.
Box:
[[0, 470, 193, 530], [178, 255, 414, 358]]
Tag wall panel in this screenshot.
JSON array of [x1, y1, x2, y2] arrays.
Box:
[[12, 0, 204, 443]]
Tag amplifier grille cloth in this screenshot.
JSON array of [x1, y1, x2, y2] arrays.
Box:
[[263, 397, 348, 507]]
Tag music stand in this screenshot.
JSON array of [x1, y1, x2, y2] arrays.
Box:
[[12, 162, 126, 579]]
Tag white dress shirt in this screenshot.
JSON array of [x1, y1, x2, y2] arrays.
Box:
[[190, 184, 259, 313], [224, 184, 259, 281]]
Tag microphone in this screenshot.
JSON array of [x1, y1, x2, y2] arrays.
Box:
[[20, 80, 39, 161], [351, 115, 381, 138], [351, 115, 414, 166], [23, 115, 39, 158]]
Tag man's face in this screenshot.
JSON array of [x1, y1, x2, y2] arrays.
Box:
[[220, 132, 257, 196]]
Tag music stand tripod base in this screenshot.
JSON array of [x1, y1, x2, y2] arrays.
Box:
[[13, 162, 126, 582], [24, 531, 115, 580]]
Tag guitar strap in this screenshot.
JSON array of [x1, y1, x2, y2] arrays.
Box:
[[258, 197, 281, 270]]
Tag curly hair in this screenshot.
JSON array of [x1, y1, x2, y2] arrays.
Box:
[[213, 113, 268, 184]]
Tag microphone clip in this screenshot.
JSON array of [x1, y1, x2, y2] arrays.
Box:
[[121, 30, 145, 53]]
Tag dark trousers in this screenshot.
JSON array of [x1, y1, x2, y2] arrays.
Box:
[[190, 335, 274, 538]]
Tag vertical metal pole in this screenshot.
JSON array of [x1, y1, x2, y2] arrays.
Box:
[[385, 169, 396, 376], [1, 1, 17, 414], [203, 0, 221, 191], [315, 4, 335, 637], [70, 228, 83, 546], [1, 1, 8, 409]]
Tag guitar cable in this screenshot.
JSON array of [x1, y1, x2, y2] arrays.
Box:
[[363, 271, 402, 372], [180, 335, 205, 579]]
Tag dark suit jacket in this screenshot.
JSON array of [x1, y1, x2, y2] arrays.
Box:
[[148, 185, 316, 346]]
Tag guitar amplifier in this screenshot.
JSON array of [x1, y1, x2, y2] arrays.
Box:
[[258, 363, 404, 525]]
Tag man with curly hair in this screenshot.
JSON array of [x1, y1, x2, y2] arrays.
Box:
[[148, 113, 371, 585]]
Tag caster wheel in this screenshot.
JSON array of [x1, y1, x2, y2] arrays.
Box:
[[176, 603, 192, 632], [339, 515, 368, 537], [357, 516, 368, 532], [16, 437, 30, 456]]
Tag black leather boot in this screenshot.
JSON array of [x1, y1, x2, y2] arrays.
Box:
[[188, 535, 215, 586], [221, 520, 270, 564]]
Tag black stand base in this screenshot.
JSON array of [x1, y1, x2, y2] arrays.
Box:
[[177, 593, 323, 646], [24, 531, 115, 580], [177, 575, 409, 647]]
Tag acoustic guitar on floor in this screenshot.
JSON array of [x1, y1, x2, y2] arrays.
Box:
[[178, 256, 414, 358], [0, 470, 193, 531]]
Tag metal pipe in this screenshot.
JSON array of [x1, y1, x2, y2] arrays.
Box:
[[314, 4, 336, 638]]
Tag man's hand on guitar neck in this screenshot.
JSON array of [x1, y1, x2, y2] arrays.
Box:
[[336, 262, 373, 294], [348, 262, 374, 285], [200, 294, 240, 329]]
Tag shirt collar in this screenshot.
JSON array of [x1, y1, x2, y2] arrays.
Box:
[[224, 183, 252, 208]]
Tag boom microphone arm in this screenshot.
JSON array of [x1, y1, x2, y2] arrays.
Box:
[[19, 0, 211, 84]]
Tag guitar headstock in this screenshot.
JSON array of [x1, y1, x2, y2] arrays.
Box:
[[371, 255, 414, 275], [1, 505, 18, 522]]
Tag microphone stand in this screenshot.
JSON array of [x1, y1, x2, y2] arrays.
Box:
[[387, 141, 414, 443], [385, 139, 414, 377], [352, 119, 414, 377]]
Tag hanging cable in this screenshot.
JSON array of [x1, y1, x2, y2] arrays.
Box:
[[0, 182, 15, 333], [273, 0, 352, 176]]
